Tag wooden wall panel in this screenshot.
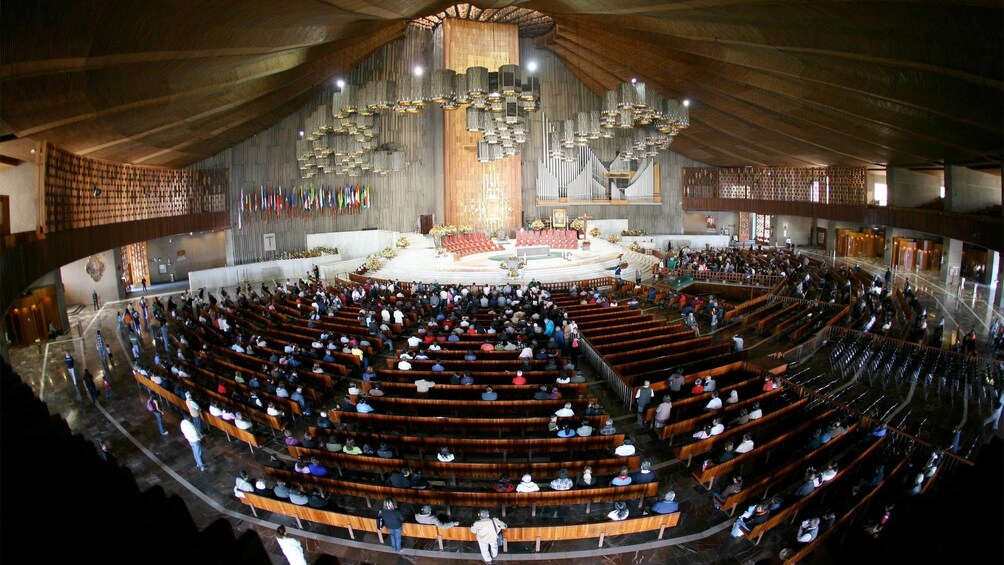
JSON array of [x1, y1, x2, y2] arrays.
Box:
[[43, 144, 227, 232], [442, 19, 522, 230]]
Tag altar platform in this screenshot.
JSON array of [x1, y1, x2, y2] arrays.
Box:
[[372, 235, 658, 285]]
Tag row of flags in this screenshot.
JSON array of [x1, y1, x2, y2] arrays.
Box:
[[237, 184, 371, 228]]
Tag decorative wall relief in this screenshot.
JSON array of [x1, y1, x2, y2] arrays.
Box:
[[85, 254, 106, 282]]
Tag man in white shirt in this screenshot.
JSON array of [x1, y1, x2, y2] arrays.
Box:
[[554, 402, 575, 418], [735, 434, 754, 453], [398, 359, 413, 371], [407, 335, 422, 348], [709, 418, 725, 435], [704, 391, 723, 411], [614, 438, 636, 457], [180, 416, 207, 471], [748, 402, 763, 420], [185, 392, 204, 434], [732, 334, 744, 352]]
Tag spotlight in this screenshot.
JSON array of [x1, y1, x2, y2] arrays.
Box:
[[631, 77, 637, 84], [336, 79, 345, 89], [527, 61, 538, 73], [92, 185, 102, 197], [298, 131, 305, 137], [683, 99, 691, 107], [413, 65, 423, 76]]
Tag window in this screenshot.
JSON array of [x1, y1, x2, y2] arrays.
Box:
[[809, 181, 820, 203], [940, 185, 946, 199], [873, 183, 888, 206]]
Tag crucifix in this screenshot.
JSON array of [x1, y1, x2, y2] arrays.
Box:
[[581, 213, 592, 239]]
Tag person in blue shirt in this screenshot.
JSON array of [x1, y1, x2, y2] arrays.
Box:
[[464, 351, 477, 361], [431, 359, 445, 372], [649, 491, 679, 515], [557, 424, 576, 438], [356, 399, 374, 414], [481, 386, 498, 401]]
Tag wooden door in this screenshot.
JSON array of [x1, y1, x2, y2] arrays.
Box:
[[419, 214, 434, 235]]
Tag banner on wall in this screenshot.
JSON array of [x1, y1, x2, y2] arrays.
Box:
[[236, 184, 371, 224]]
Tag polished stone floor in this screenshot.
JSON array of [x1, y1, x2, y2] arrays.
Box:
[[6, 250, 1002, 565]]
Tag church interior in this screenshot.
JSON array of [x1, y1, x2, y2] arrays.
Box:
[[1, 2, 1002, 564]]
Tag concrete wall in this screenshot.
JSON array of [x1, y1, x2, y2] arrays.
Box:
[[59, 249, 120, 308], [146, 230, 228, 285], [0, 162, 38, 233], [945, 166, 1002, 213], [887, 167, 943, 208], [774, 215, 815, 246], [305, 229, 396, 260], [188, 254, 343, 290]]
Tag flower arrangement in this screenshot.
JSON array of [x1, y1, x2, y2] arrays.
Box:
[[569, 218, 585, 231], [363, 254, 383, 271], [457, 224, 474, 234], [589, 226, 602, 237], [622, 229, 647, 236], [380, 247, 397, 259], [396, 236, 410, 249], [274, 246, 339, 261], [429, 224, 458, 237], [530, 219, 546, 230], [628, 242, 643, 252], [606, 234, 622, 243]]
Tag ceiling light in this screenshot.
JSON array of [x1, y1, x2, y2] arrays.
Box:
[[299, 131, 304, 137], [336, 79, 345, 89], [527, 61, 538, 73], [683, 99, 691, 107], [413, 66, 423, 76], [631, 77, 637, 84]]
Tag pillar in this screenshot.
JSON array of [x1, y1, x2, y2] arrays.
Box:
[[825, 220, 836, 253], [941, 238, 964, 286]]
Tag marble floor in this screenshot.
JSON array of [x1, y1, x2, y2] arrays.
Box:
[[5, 249, 1002, 565]]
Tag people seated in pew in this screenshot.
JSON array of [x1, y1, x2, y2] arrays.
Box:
[[731, 501, 770, 537], [493, 474, 516, 493], [549, 469, 573, 491], [416, 505, 459, 529], [610, 467, 633, 486], [606, 500, 630, 522], [516, 473, 540, 493], [735, 433, 754, 453], [648, 490, 679, 515], [713, 475, 743, 509]]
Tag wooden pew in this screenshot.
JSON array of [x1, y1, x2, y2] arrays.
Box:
[[286, 446, 639, 483], [672, 397, 809, 465], [263, 467, 659, 517], [239, 492, 679, 551], [309, 427, 622, 460], [133, 371, 263, 451], [326, 412, 608, 437]]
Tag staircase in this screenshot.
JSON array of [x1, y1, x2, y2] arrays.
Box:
[[619, 248, 661, 281]]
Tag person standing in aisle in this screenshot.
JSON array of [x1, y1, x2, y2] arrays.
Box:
[[470, 508, 507, 564], [63, 352, 77, 386], [95, 330, 110, 375], [180, 415, 207, 471], [147, 393, 169, 435], [275, 525, 307, 565]]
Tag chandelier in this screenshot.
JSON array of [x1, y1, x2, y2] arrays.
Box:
[[296, 99, 409, 178], [461, 165, 513, 233], [330, 63, 540, 164], [549, 81, 690, 162]]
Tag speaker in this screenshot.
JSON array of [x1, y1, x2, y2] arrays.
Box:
[[361, 227, 378, 231]]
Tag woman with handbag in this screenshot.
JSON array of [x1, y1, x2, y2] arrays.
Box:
[[470, 508, 507, 564], [377, 497, 405, 552]]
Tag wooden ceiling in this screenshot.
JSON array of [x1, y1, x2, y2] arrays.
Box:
[[2, 1, 1000, 169]]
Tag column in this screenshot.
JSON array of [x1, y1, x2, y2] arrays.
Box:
[[986, 250, 1001, 309], [941, 238, 964, 286], [825, 220, 836, 253]]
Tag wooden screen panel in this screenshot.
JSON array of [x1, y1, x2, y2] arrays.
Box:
[[443, 19, 522, 231], [42, 143, 228, 233], [683, 166, 866, 204]]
